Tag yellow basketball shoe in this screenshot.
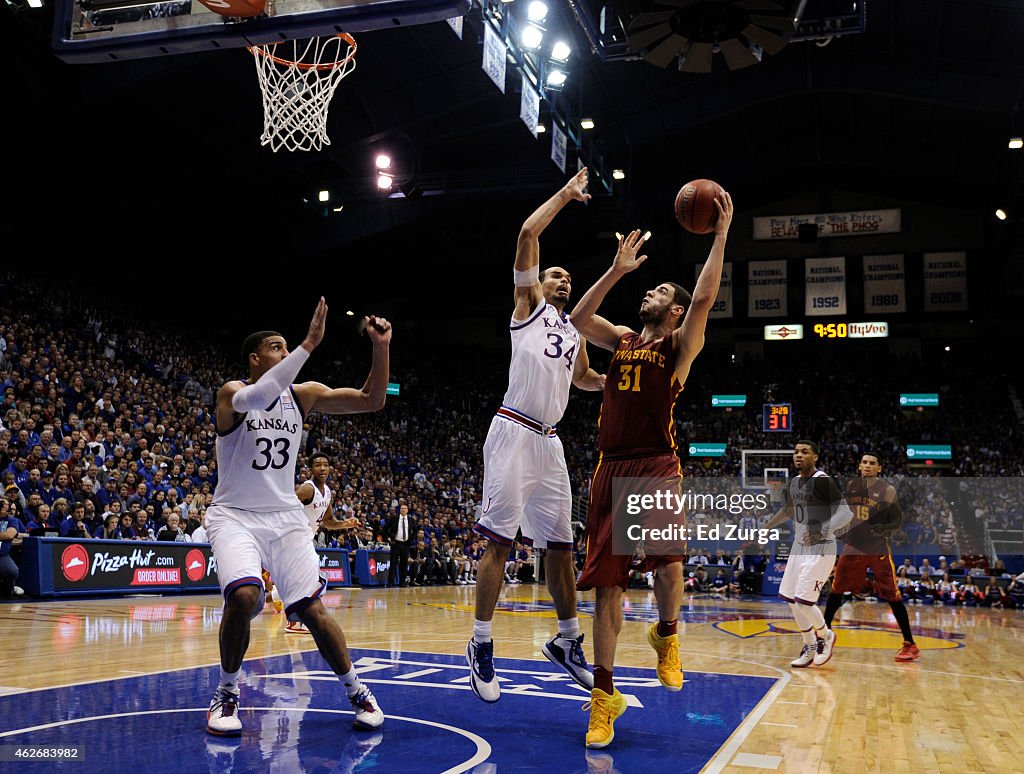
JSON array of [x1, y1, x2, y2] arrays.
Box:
[[583, 688, 627, 749], [647, 623, 683, 691]]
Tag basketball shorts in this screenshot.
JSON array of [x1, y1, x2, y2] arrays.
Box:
[[474, 414, 573, 550], [778, 553, 836, 605], [206, 505, 326, 622], [833, 553, 900, 601], [576, 453, 685, 592]]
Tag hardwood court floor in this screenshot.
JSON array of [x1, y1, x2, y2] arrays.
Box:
[[1, 584, 1021, 773]]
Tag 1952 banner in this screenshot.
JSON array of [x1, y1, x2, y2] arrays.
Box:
[[748, 260, 787, 317], [923, 252, 968, 311], [805, 257, 847, 316], [863, 254, 907, 313], [694, 261, 732, 318], [753, 208, 901, 240]]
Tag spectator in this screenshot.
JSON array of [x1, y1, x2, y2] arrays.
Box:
[[917, 558, 935, 578], [156, 512, 190, 542], [59, 501, 92, 539], [0, 498, 26, 597]]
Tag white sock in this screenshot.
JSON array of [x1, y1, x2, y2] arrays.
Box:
[[219, 668, 240, 691], [789, 603, 816, 645], [337, 666, 363, 698], [804, 603, 827, 636], [473, 619, 493, 643], [558, 617, 581, 640]]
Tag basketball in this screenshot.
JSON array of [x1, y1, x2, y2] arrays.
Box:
[[674, 178, 724, 234]]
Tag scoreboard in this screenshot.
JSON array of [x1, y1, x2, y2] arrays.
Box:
[[763, 403, 792, 432]]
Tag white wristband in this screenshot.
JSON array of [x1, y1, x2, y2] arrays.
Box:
[[514, 266, 539, 287]]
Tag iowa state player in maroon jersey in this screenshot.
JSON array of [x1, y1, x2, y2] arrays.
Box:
[[824, 453, 919, 661], [569, 190, 733, 749]]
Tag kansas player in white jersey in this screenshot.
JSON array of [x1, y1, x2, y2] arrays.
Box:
[[282, 451, 359, 634], [205, 297, 392, 737], [765, 441, 853, 669], [468, 169, 606, 703]]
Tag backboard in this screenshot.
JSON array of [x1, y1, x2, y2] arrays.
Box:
[[52, 0, 471, 63]]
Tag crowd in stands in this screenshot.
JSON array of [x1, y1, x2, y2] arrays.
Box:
[[1, 271, 1022, 600]]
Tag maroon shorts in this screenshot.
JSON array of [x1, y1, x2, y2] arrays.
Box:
[[577, 453, 685, 592], [832, 553, 900, 601]]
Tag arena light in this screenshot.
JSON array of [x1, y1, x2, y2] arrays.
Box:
[[643, 230, 652, 241], [612, 169, 625, 180], [318, 190, 329, 203], [521, 24, 544, 49], [550, 40, 571, 62], [527, 0, 548, 22], [27, 0, 43, 7], [580, 118, 595, 130], [996, 208, 1007, 220], [1009, 137, 1023, 150], [546, 68, 567, 87], [375, 154, 391, 170], [346, 310, 355, 316], [536, 124, 546, 133], [944, 346, 951, 351], [377, 173, 393, 190]]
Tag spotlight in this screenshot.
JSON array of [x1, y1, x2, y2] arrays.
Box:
[[642, 230, 652, 241], [346, 310, 355, 316], [996, 209, 1007, 220], [612, 169, 625, 180], [332, 205, 344, 213], [527, 0, 547, 22], [944, 346, 951, 352], [545, 69, 567, 87], [1009, 138, 1023, 150], [580, 118, 595, 130], [375, 154, 391, 170], [377, 173, 393, 190], [550, 40, 571, 62], [521, 24, 543, 49], [536, 124, 547, 133], [318, 190, 329, 203], [27, 0, 43, 6]]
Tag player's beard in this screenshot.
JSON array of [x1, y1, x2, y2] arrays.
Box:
[[639, 303, 666, 325]]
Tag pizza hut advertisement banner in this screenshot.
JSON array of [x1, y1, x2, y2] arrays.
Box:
[[53, 540, 219, 592]]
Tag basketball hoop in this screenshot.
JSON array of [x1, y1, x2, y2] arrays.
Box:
[[248, 33, 357, 152]]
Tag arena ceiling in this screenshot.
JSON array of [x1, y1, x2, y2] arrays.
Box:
[[3, 0, 1023, 324]]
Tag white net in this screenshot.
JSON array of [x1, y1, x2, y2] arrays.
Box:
[[249, 34, 357, 153]]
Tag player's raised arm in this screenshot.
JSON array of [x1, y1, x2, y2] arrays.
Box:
[[513, 169, 591, 321], [295, 316, 392, 415], [569, 230, 646, 351], [672, 192, 733, 379], [571, 337, 606, 391]]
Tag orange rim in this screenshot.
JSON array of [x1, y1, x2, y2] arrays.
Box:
[[248, 32, 357, 72]]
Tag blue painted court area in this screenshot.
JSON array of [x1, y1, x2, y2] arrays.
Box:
[[0, 648, 775, 772]]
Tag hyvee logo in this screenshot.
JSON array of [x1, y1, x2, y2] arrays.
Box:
[[61, 544, 89, 583], [186, 549, 206, 582]]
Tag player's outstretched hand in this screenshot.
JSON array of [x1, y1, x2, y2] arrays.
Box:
[[364, 316, 393, 346], [564, 168, 591, 203], [302, 297, 328, 352], [613, 229, 648, 274], [714, 190, 734, 237]]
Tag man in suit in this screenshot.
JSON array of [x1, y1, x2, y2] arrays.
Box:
[[386, 503, 415, 587]]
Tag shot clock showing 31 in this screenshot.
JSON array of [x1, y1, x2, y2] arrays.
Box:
[[763, 403, 792, 432]]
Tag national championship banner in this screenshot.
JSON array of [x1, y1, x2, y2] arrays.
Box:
[[752, 208, 901, 240], [923, 252, 968, 311], [482, 23, 506, 94], [551, 123, 568, 173], [747, 260, 787, 317], [694, 261, 732, 318], [863, 254, 907, 313], [519, 73, 540, 138], [804, 257, 847, 316]]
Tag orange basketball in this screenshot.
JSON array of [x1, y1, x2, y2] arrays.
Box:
[[674, 178, 724, 234]]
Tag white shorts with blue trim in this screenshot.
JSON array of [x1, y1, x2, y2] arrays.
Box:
[[778, 553, 836, 604], [206, 504, 325, 619], [474, 414, 573, 550]]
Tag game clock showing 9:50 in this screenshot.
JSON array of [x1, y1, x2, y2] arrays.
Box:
[[763, 403, 792, 433]]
